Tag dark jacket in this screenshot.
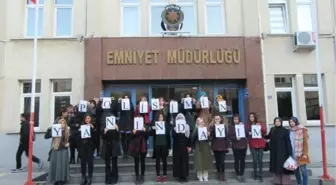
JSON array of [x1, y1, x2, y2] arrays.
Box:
[[181, 102, 196, 130], [228, 124, 248, 149], [79, 123, 96, 146], [128, 127, 149, 157], [269, 126, 293, 175], [210, 124, 229, 151], [19, 121, 30, 145], [118, 102, 134, 131]]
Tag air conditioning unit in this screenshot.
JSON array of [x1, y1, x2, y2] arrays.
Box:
[[293, 31, 316, 52]]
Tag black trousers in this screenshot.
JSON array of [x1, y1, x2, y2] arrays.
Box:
[[121, 132, 131, 155], [16, 143, 40, 169], [134, 152, 146, 176], [105, 144, 118, 183], [70, 140, 80, 160], [214, 151, 226, 172], [80, 144, 94, 177], [93, 128, 100, 155], [155, 147, 168, 176], [233, 148, 247, 176]]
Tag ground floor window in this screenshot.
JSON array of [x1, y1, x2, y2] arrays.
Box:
[[20, 80, 41, 127], [303, 74, 320, 122], [52, 79, 72, 121], [274, 76, 296, 124]]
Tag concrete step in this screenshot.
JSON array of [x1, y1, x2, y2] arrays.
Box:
[[70, 160, 270, 173], [65, 169, 313, 184]]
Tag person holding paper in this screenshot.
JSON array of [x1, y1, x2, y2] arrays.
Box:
[[228, 114, 248, 182], [128, 118, 149, 185], [101, 113, 121, 185], [172, 113, 191, 183], [135, 96, 152, 125], [245, 113, 267, 182], [289, 117, 310, 185], [212, 95, 228, 126], [45, 118, 70, 185], [181, 94, 196, 131], [269, 117, 293, 185], [87, 100, 100, 157], [69, 105, 84, 164], [149, 111, 171, 183], [79, 115, 96, 185], [191, 117, 213, 182], [118, 95, 134, 159], [195, 91, 212, 128], [210, 114, 229, 182]]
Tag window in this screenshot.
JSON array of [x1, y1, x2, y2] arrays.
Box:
[[55, 0, 73, 36], [26, 0, 44, 37], [150, 0, 169, 35], [303, 74, 320, 121], [268, 0, 288, 34], [274, 76, 296, 123], [296, 0, 313, 31], [21, 81, 41, 127], [52, 79, 72, 121], [176, 0, 197, 34], [205, 0, 225, 34], [121, 0, 141, 36]]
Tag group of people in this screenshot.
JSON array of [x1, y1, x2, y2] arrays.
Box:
[[12, 91, 310, 185]]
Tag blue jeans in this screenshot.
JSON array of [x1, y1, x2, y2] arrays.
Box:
[[250, 148, 264, 177], [295, 164, 308, 185]]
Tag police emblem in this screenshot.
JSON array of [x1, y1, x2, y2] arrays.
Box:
[[161, 4, 184, 31]]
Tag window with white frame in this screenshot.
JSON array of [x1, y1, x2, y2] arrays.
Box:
[[55, 0, 73, 36], [121, 0, 141, 36], [303, 74, 320, 122], [20, 80, 41, 127], [150, 0, 169, 35], [268, 0, 288, 34], [176, 0, 197, 34], [26, 0, 44, 37], [52, 79, 72, 121], [205, 0, 225, 34], [296, 0, 313, 31]]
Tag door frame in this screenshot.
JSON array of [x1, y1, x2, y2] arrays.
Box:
[[275, 87, 297, 126], [104, 87, 136, 108], [213, 84, 245, 123]]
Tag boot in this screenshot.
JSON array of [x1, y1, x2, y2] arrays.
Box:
[[80, 176, 87, 185], [139, 175, 144, 184], [87, 176, 92, 185], [69, 158, 75, 164], [134, 176, 139, 185]]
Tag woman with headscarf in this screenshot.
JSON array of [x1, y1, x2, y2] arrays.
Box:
[[195, 91, 212, 128], [172, 113, 191, 183], [45, 118, 70, 185], [289, 117, 310, 185], [269, 117, 293, 185], [213, 95, 228, 126]]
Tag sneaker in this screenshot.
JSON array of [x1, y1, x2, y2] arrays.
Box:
[[203, 177, 208, 182], [156, 176, 161, 183], [169, 150, 172, 156], [146, 153, 152, 158], [11, 168, 23, 173], [38, 161, 45, 171], [198, 177, 203, 182], [162, 176, 167, 183]]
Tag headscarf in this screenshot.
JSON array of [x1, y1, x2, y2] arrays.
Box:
[[216, 95, 223, 101], [289, 117, 304, 131], [273, 117, 283, 128], [198, 91, 207, 100], [175, 113, 190, 138]]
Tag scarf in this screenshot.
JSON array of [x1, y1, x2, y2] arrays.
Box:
[[291, 125, 304, 157]]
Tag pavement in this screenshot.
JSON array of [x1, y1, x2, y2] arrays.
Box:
[[0, 127, 335, 185]]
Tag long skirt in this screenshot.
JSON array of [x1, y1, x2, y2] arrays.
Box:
[[273, 173, 292, 185], [48, 148, 70, 183]]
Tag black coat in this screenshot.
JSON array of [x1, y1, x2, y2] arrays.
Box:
[[19, 121, 30, 145], [101, 130, 121, 159], [150, 121, 171, 159], [118, 102, 134, 131], [269, 126, 294, 175], [180, 103, 196, 130]]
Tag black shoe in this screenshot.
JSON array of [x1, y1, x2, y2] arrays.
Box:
[[87, 177, 92, 185], [259, 176, 263, 182], [80, 176, 87, 185], [69, 158, 75, 164], [134, 176, 139, 185], [139, 175, 144, 184], [77, 158, 80, 163]]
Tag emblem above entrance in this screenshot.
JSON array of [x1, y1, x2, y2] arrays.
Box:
[[161, 4, 184, 31]]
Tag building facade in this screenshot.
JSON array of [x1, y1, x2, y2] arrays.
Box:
[[0, 0, 335, 132]]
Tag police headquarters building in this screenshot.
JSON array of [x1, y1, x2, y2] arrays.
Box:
[[1, 0, 335, 132]]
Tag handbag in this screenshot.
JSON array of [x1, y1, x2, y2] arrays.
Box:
[[283, 156, 298, 171]]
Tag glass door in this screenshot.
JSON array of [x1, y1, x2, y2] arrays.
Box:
[[214, 87, 242, 124], [275, 89, 296, 126], [104, 87, 136, 111]]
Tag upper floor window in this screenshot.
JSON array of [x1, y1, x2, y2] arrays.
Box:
[[121, 0, 141, 36], [26, 0, 44, 37], [205, 0, 225, 34], [268, 0, 289, 34], [55, 0, 73, 37], [150, 0, 169, 35], [176, 0, 197, 34], [296, 0, 313, 31]]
